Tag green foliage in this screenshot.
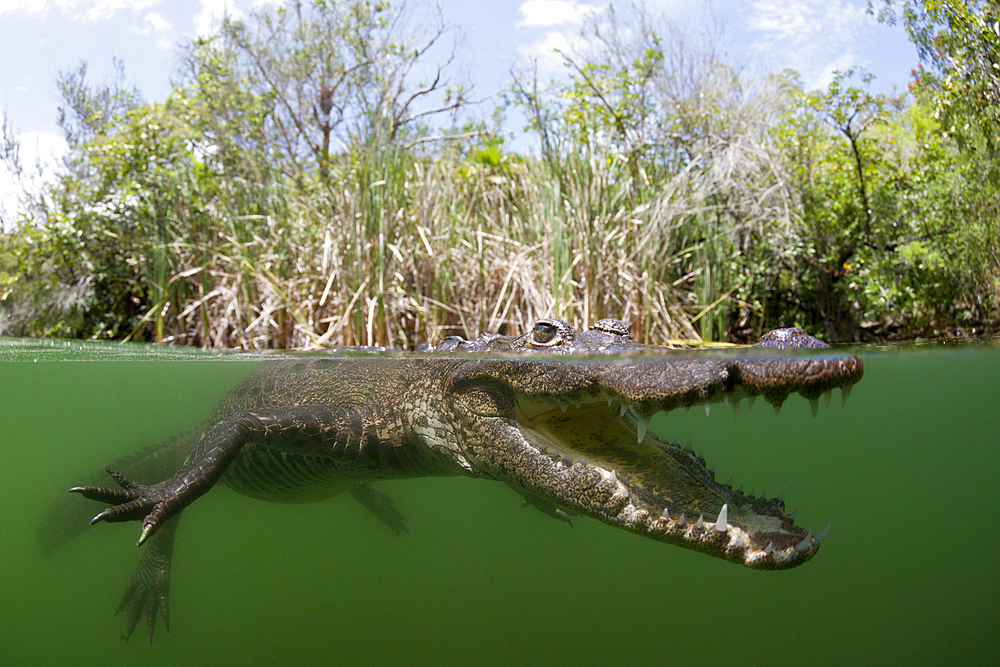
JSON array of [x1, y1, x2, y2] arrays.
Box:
[[762, 67, 997, 339], [871, 0, 999, 164], [1, 0, 469, 346], [1, 0, 997, 346]]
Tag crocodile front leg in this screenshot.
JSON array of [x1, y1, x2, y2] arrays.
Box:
[[70, 405, 369, 546]]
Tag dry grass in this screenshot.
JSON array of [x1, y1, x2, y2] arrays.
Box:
[[136, 141, 769, 350]]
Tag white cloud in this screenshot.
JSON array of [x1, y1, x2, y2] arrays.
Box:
[[84, 0, 134, 22], [517, 0, 599, 28], [194, 0, 243, 37], [0, 0, 159, 21], [748, 0, 875, 88], [518, 29, 575, 73], [128, 12, 167, 37], [515, 1, 603, 77], [750, 0, 867, 48], [128, 11, 172, 47], [0, 0, 50, 18], [144, 11, 171, 32], [0, 0, 46, 18], [811, 51, 862, 90], [513, 0, 708, 80]]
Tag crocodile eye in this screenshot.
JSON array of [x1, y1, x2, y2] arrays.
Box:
[[533, 322, 557, 344], [530, 319, 573, 347]]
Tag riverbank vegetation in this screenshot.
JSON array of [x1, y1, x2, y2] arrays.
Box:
[[1, 0, 997, 348]]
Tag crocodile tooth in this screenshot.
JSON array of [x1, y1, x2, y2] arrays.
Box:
[[763, 541, 774, 555], [809, 398, 819, 418], [661, 508, 669, 520], [816, 522, 831, 543], [789, 509, 798, 520], [704, 399, 711, 416], [731, 400, 740, 420], [696, 514, 704, 528], [823, 391, 832, 409], [575, 455, 587, 466], [723, 393, 730, 405], [678, 513, 686, 525], [841, 384, 853, 408], [714, 504, 728, 532], [606, 395, 614, 407], [636, 414, 650, 442], [772, 403, 782, 416], [794, 530, 814, 552], [725, 477, 733, 488], [747, 395, 756, 411], [559, 401, 569, 413], [609, 469, 618, 484], [573, 397, 582, 410], [619, 402, 629, 418], [777, 484, 787, 502]]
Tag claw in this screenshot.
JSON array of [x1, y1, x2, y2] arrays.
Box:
[[69, 484, 142, 505], [138, 522, 156, 547], [69, 466, 145, 506], [105, 466, 139, 490]]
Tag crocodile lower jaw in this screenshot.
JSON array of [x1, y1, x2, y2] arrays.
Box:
[[511, 392, 829, 569]]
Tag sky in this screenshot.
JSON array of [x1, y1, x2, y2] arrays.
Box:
[[0, 0, 919, 220]]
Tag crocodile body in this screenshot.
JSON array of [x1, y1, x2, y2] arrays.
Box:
[[50, 318, 863, 643]]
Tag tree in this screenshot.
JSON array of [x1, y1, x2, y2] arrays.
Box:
[[1, 0, 475, 347], [764, 66, 998, 340], [506, 3, 795, 342], [185, 0, 468, 188], [871, 1, 999, 161]]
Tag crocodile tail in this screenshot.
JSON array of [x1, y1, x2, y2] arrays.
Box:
[[38, 431, 196, 554]]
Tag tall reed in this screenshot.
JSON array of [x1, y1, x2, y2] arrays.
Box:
[[131, 131, 768, 350]]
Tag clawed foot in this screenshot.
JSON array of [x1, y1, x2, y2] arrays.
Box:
[[115, 515, 179, 645], [116, 540, 172, 643], [70, 466, 177, 546], [350, 484, 409, 536]]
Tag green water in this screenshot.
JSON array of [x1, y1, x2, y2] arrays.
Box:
[[1, 340, 997, 666]]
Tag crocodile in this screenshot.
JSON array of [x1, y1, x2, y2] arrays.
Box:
[[48, 317, 863, 644]]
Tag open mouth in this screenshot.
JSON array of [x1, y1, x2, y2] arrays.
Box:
[[511, 388, 835, 569]]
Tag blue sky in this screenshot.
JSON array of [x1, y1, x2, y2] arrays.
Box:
[[0, 0, 918, 218]]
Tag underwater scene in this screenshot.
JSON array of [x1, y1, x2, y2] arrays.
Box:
[[1, 339, 997, 667]]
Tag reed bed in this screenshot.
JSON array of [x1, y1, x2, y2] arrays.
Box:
[[135, 140, 756, 350]]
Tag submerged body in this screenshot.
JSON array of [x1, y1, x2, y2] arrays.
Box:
[[50, 318, 863, 643]]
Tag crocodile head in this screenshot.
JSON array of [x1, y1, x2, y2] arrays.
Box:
[[441, 319, 863, 570]]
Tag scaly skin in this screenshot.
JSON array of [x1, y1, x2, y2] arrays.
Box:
[[58, 318, 862, 643]]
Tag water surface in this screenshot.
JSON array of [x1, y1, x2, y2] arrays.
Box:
[[1, 339, 996, 666]]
